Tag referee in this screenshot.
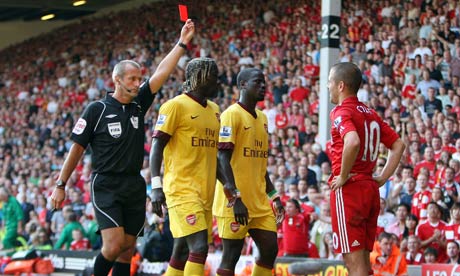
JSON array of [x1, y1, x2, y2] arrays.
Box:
[[50, 19, 195, 276]]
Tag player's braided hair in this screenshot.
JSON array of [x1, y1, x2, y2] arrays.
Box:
[[184, 57, 217, 92]]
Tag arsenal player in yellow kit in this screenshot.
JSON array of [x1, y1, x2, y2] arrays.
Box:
[[213, 68, 284, 276], [149, 58, 220, 276]]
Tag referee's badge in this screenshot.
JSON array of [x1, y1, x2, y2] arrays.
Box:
[[108, 122, 122, 138], [130, 116, 139, 129], [72, 118, 87, 135]]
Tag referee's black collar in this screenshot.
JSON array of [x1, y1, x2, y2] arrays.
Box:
[[105, 91, 135, 107]]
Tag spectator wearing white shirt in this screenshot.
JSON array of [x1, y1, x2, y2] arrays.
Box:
[[414, 38, 433, 64]]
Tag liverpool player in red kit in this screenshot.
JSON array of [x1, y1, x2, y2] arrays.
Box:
[[327, 62, 406, 276]]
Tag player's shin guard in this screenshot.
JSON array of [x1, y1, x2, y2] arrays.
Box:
[[184, 252, 207, 275], [251, 261, 273, 276], [165, 258, 186, 276]]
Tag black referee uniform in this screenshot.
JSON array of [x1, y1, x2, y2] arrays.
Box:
[[71, 81, 154, 236]]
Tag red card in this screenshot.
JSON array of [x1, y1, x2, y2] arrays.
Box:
[[178, 5, 188, 22]]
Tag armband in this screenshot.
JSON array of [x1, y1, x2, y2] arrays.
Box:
[[151, 176, 162, 189], [267, 189, 280, 201], [232, 189, 241, 199]]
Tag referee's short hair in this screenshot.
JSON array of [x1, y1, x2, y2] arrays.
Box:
[[112, 60, 141, 81]]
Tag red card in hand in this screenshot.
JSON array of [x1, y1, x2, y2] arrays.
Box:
[[178, 5, 188, 22]]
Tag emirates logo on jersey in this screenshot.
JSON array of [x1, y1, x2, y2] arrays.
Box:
[[230, 222, 240, 232], [186, 214, 196, 225]]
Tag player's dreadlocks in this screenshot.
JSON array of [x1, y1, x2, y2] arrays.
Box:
[[184, 57, 217, 92]]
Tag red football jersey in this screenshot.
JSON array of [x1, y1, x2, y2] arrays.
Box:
[[416, 220, 447, 262], [282, 213, 310, 255], [329, 97, 400, 177], [70, 238, 91, 251]]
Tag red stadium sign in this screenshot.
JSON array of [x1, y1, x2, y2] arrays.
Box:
[[422, 263, 460, 276]]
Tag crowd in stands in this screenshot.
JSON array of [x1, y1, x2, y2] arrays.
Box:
[[1, 0, 460, 270]]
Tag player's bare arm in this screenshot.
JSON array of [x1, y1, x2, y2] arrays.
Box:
[[218, 149, 248, 225], [331, 131, 360, 191], [148, 19, 195, 93], [373, 138, 406, 187], [149, 137, 169, 217]]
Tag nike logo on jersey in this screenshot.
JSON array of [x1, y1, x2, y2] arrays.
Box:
[[244, 126, 251, 130], [105, 114, 117, 118], [191, 115, 199, 119]]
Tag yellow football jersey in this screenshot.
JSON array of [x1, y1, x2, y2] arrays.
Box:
[[213, 103, 272, 218], [155, 94, 220, 210]]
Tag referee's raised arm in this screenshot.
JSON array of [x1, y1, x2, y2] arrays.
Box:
[[148, 19, 195, 94]]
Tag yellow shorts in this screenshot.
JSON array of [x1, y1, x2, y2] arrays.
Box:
[[215, 215, 277, 240], [168, 202, 212, 240]]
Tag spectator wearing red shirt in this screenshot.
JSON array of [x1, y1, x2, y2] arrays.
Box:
[[412, 172, 432, 222], [70, 228, 91, 251], [405, 235, 425, 265], [281, 199, 312, 257], [416, 202, 448, 263], [288, 78, 310, 103], [441, 130, 456, 154], [308, 91, 320, 116], [445, 203, 460, 243], [287, 104, 305, 132], [401, 74, 417, 101], [274, 103, 289, 130], [347, 19, 361, 43], [240, 24, 255, 39], [414, 147, 437, 180], [303, 56, 319, 85], [432, 136, 443, 161]]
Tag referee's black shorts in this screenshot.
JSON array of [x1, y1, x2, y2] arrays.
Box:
[[91, 173, 146, 237]]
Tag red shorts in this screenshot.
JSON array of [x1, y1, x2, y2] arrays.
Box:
[[330, 177, 380, 254]]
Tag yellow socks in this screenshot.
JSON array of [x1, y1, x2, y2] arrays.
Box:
[[251, 263, 272, 276]]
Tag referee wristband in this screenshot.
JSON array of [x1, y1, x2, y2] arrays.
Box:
[[178, 41, 187, 50], [267, 190, 280, 201], [151, 176, 162, 189]]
